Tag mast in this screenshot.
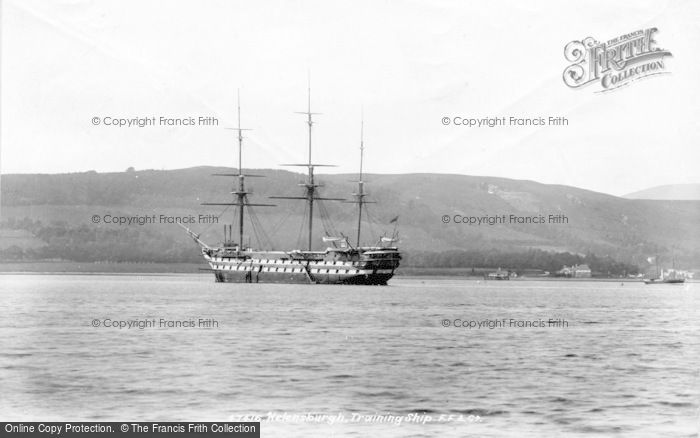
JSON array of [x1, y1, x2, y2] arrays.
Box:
[[356, 112, 365, 247], [304, 81, 315, 251], [236, 91, 245, 247], [271, 81, 345, 251], [202, 91, 274, 249], [656, 254, 660, 278], [345, 109, 375, 247]]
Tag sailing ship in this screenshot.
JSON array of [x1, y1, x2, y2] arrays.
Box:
[[643, 255, 685, 284], [182, 89, 401, 284]]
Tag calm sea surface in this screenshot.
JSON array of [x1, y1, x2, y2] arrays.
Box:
[[0, 275, 698, 437]]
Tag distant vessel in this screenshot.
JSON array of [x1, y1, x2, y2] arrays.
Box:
[[643, 271, 685, 284], [182, 89, 401, 284], [643, 255, 685, 284], [485, 268, 512, 280]]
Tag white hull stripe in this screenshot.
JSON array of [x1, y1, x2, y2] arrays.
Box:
[[206, 256, 389, 267], [208, 264, 393, 276]]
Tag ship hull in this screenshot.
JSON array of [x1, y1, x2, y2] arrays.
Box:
[[213, 269, 393, 285], [204, 249, 400, 285]]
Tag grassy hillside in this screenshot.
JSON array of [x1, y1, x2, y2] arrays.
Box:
[[1, 167, 699, 269]]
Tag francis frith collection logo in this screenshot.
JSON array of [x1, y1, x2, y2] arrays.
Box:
[[563, 27, 672, 92]]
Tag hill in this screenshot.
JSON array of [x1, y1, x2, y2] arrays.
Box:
[[623, 184, 700, 201], [1, 167, 699, 270]]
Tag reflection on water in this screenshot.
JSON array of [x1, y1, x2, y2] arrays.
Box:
[[0, 275, 697, 437]]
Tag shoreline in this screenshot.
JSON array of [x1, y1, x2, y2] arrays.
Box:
[[0, 262, 662, 282]]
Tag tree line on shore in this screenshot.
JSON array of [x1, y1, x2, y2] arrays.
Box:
[[403, 249, 638, 276], [1, 218, 639, 276]]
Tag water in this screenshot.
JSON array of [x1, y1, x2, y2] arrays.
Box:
[[0, 275, 698, 437]]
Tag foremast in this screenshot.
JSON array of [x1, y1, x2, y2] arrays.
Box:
[[202, 91, 274, 250]]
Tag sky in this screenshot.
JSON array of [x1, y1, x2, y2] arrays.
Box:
[[1, 0, 699, 196]]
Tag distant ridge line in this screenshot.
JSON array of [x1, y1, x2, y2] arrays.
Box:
[[623, 184, 700, 201]]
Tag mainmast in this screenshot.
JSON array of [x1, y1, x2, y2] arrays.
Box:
[[301, 82, 317, 251], [235, 92, 245, 247], [271, 82, 344, 251], [202, 91, 274, 249], [356, 113, 366, 246]]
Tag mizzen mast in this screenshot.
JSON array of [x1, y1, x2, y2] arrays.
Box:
[[346, 110, 375, 247]]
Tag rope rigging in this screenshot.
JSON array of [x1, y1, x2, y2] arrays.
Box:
[[198, 204, 232, 240], [267, 209, 294, 243], [246, 205, 274, 250], [295, 201, 309, 250], [363, 204, 380, 245], [317, 199, 340, 238]]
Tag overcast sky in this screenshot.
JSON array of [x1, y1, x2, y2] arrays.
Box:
[[1, 0, 698, 196]]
